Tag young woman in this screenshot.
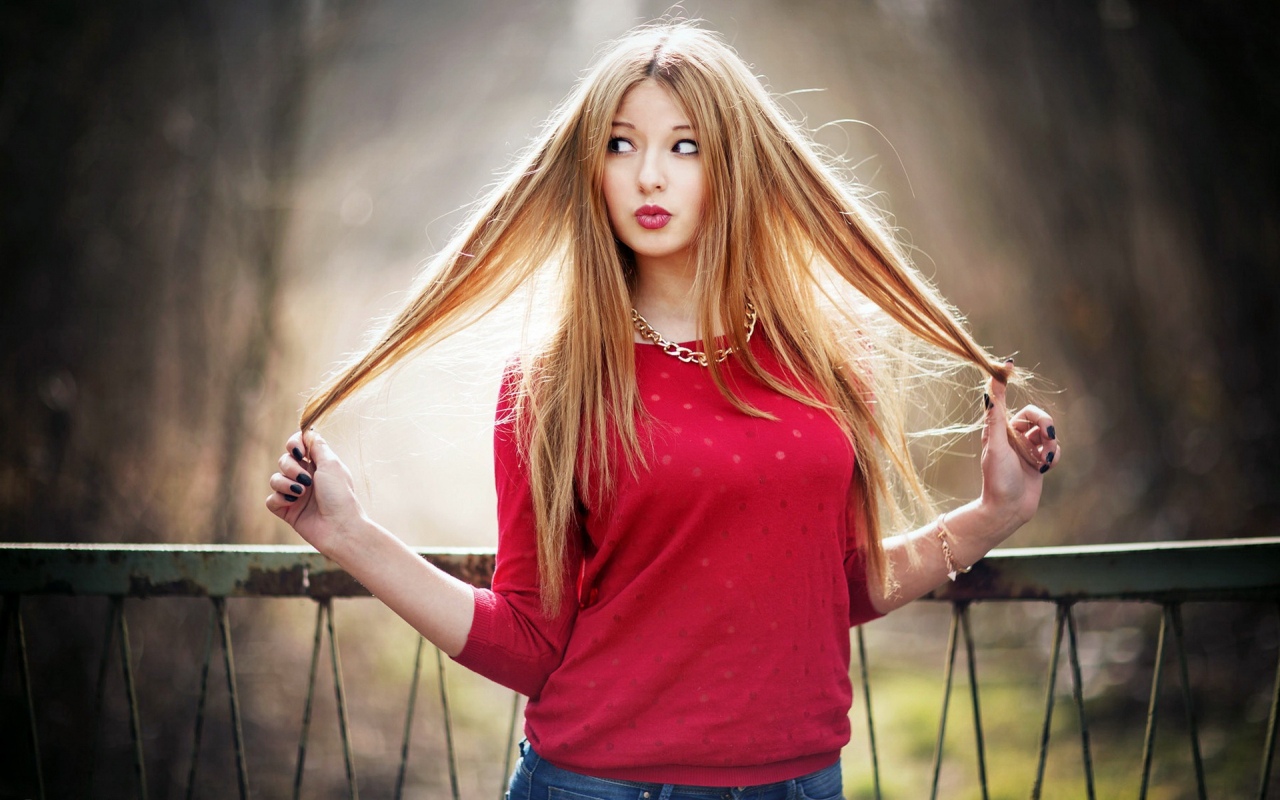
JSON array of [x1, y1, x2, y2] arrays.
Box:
[[265, 20, 1059, 799]]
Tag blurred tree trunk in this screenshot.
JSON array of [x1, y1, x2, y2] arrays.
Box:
[[0, 0, 363, 794]]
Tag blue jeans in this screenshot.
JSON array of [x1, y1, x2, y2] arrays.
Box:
[[506, 740, 845, 800]]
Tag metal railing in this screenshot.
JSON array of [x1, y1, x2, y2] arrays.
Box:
[[1, 538, 1278, 799]]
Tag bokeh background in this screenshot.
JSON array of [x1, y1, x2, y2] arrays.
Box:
[[2, 0, 1277, 798]]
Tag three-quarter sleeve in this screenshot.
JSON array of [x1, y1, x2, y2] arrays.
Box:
[[844, 475, 885, 628], [450, 365, 583, 698]]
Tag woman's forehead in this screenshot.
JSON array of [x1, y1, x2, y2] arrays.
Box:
[[612, 80, 694, 129]]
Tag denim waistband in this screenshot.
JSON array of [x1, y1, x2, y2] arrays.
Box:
[[512, 740, 843, 800]]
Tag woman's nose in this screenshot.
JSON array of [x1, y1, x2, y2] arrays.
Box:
[[638, 153, 665, 192]]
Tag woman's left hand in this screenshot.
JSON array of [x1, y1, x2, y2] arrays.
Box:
[[979, 369, 1061, 527]]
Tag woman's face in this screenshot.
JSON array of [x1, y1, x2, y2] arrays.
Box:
[[602, 79, 705, 271]]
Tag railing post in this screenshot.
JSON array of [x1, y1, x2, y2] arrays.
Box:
[[326, 598, 360, 800], [293, 600, 325, 800], [855, 626, 882, 800], [930, 603, 962, 800], [436, 644, 461, 800], [117, 597, 149, 800], [87, 597, 120, 795], [215, 597, 251, 799], [2, 595, 46, 800], [395, 635, 426, 800], [1064, 604, 1096, 799], [1258, 602, 1280, 800], [1168, 603, 1207, 800], [1031, 603, 1066, 799], [502, 690, 523, 800], [958, 605, 989, 800], [1139, 603, 1169, 800], [185, 603, 217, 800]]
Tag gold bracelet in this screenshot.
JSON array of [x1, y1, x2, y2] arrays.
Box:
[[936, 512, 972, 582]]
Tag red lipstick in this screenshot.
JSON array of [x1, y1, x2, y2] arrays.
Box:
[[635, 204, 671, 230]]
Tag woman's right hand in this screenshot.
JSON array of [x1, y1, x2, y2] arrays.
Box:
[[265, 428, 367, 558]]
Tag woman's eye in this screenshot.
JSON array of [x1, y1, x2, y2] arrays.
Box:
[[607, 137, 635, 154], [674, 139, 699, 155]]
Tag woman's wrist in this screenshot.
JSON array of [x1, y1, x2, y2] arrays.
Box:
[[324, 512, 381, 568], [942, 497, 1024, 571]]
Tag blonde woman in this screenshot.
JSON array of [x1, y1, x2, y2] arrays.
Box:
[[266, 19, 1059, 799]]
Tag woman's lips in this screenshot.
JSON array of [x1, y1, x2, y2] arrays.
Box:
[[635, 204, 671, 230]]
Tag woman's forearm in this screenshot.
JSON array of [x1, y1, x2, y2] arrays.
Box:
[[868, 498, 1023, 615], [327, 516, 476, 657]]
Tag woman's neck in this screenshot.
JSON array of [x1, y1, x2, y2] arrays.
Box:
[[631, 255, 721, 343]]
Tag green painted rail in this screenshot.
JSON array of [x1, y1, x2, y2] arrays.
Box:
[[1, 538, 1279, 800]]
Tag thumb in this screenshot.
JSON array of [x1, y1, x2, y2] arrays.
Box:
[[988, 371, 1009, 423], [302, 428, 338, 466], [987, 368, 1041, 469]]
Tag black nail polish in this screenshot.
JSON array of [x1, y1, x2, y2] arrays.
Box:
[[297, 473, 312, 487], [290, 483, 303, 494], [292, 447, 303, 461], [1047, 451, 1054, 464], [1047, 425, 1056, 440], [284, 494, 299, 502], [1005, 357, 1015, 364], [984, 393, 992, 410], [1039, 464, 1049, 474]]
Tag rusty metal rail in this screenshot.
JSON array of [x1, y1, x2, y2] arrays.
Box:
[[1, 538, 1278, 799]]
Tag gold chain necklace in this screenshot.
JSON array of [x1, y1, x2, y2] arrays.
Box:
[[630, 302, 758, 367]]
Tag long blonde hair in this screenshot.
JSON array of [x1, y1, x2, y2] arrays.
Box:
[[301, 20, 1016, 615]]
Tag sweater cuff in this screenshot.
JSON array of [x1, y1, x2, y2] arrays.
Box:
[[453, 586, 495, 665]]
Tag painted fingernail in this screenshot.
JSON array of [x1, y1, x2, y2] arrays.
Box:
[[984, 393, 992, 410], [292, 447, 303, 461], [1047, 451, 1054, 464], [1039, 464, 1049, 474], [296, 473, 312, 487], [1005, 357, 1015, 364], [1047, 425, 1056, 440], [290, 483, 303, 494], [284, 494, 299, 502]]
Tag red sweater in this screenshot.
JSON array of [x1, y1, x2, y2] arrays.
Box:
[[452, 334, 883, 785]]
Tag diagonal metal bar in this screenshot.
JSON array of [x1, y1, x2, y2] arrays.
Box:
[[293, 601, 325, 800], [1064, 604, 1096, 800], [959, 605, 989, 800], [1259, 603, 1280, 800], [216, 598, 251, 800], [1139, 604, 1169, 800], [327, 599, 360, 800], [1031, 604, 1066, 799], [855, 626, 882, 800], [186, 602, 217, 800], [396, 636, 426, 800], [1168, 604, 1207, 799], [436, 644, 462, 800], [88, 598, 121, 795], [929, 603, 962, 800], [502, 690, 522, 800], [118, 598, 149, 800], [14, 597, 46, 800]]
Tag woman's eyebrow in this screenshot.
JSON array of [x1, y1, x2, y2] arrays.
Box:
[[610, 121, 694, 131]]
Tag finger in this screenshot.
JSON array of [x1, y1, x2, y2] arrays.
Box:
[[1012, 405, 1060, 471], [989, 374, 1040, 469], [1043, 442, 1062, 472], [286, 429, 310, 464], [277, 451, 311, 483], [270, 472, 305, 500], [1012, 405, 1055, 439], [265, 492, 293, 518]]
